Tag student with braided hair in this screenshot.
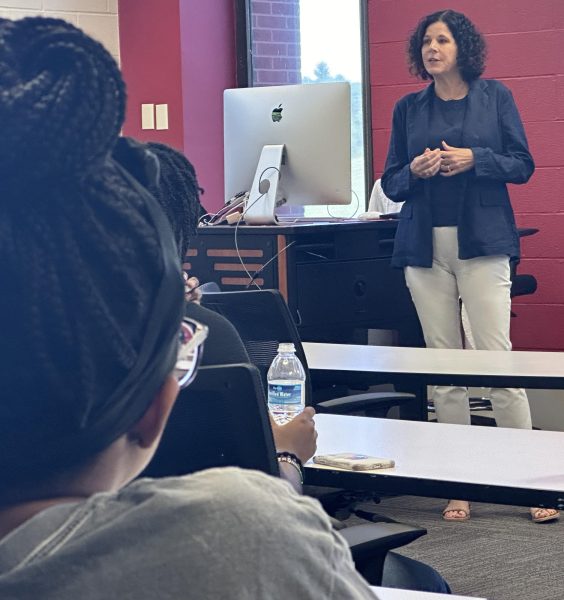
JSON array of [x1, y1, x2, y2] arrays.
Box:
[[112, 137, 318, 487], [121, 139, 450, 596], [0, 17, 377, 599]]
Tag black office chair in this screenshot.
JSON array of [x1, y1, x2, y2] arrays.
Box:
[[143, 363, 278, 477], [510, 227, 539, 314], [144, 363, 426, 585], [201, 289, 419, 418]]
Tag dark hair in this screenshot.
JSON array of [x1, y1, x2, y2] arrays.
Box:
[[407, 9, 486, 82], [0, 17, 183, 488], [145, 142, 206, 261]]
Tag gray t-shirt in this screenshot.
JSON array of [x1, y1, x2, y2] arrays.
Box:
[[0, 468, 376, 599]]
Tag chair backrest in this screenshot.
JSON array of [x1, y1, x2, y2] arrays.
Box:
[[201, 290, 313, 405], [143, 363, 279, 478], [511, 227, 539, 300]]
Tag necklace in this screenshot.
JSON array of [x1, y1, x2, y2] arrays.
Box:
[[436, 89, 468, 101], [434, 81, 469, 101]]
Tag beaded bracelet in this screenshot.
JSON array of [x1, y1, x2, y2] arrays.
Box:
[[276, 451, 304, 484]]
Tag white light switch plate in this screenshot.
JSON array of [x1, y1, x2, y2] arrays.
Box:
[[141, 103, 155, 129], [155, 104, 169, 130]]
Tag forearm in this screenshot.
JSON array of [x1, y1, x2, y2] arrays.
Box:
[[278, 460, 303, 494], [382, 164, 422, 201], [472, 146, 534, 184]]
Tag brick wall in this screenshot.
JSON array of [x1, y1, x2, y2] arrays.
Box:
[[0, 0, 119, 62], [251, 0, 301, 85], [368, 0, 564, 351]]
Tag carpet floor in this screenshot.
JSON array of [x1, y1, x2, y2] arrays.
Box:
[[346, 495, 563, 600]]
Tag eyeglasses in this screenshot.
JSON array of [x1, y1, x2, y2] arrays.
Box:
[[173, 318, 208, 388]]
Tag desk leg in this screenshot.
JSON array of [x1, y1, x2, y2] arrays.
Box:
[[398, 381, 428, 421]]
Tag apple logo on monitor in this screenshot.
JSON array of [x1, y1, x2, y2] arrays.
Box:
[[271, 104, 283, 123]]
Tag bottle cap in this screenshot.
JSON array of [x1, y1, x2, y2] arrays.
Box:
[[278, 342, 295, 353]]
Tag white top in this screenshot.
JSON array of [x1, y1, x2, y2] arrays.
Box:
[[0, 469, 375, 599], [372, 587, 485, 600]]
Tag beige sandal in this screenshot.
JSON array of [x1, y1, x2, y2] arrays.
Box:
[[530, 508, 560, 523], [442, 501, 471, 522]]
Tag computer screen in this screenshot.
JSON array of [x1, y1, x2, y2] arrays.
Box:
[[223, 82, 352, 225]]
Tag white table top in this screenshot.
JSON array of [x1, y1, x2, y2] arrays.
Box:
[[372, 587, 484, 600], [303, 342, 564, 388], [306, 414, 564, 506]]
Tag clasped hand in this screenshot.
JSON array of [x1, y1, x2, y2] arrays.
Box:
[[410, 141, 474, 179]]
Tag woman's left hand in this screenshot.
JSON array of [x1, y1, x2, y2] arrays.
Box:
[[440, 141, 475, 176]]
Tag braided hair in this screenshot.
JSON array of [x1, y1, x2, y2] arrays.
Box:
[[0, 17, 183, 488], [145, 142, 206, 260]]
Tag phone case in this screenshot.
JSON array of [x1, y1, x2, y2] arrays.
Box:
[[313, 452, 395, 471]]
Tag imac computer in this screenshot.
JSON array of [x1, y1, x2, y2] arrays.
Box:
[[223, 82, 352, 225]]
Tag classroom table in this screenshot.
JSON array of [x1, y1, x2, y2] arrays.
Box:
[[304, 342, 564, 420], [305, 413, 564, 509], [371, 587, 484, 600]]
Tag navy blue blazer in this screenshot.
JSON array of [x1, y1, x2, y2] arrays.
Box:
[[381, 79, 534, 268]]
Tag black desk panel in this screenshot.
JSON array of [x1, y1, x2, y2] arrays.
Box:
[[190, 220, 422, 345]]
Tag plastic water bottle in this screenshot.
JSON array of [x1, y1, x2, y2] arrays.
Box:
[[267, 342, 306, 425]]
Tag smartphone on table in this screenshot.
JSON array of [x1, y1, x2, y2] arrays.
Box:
[[313, 452, 395, 471]]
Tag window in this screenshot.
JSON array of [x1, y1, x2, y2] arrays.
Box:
[[236, 0, 372, 216]]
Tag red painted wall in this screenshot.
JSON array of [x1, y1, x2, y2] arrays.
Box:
[[368, 0, 564, 351], [119, 0, 236, 213], [119, 0, 184, 150], [179, 0, 237, 213]]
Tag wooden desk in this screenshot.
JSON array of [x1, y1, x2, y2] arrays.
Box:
[[372, 587, 485, 600], [305, 414, 564, 509], [304, 342, 564, 419], [191, 220, 422, 345]]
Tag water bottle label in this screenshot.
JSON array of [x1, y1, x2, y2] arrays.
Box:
[[268, 383, 303, 406]]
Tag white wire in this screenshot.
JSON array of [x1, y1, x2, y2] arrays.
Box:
[[245, 240, 296, 289], [197, 211, 213, 226], [234, 191, 265, 290], [326, 188, 361, 219], [232, 166, 283, 290]]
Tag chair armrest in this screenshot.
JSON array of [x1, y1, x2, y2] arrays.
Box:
[[510, 274, 537, 298], [340, 522, 427, 585], [316, 392, 416, 414], [341, 522, 426, 553], [517, 227, 539, 238]]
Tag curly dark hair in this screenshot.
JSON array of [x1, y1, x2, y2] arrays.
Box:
[[407, 10, 486, 82], [0, 17, 183, 489]]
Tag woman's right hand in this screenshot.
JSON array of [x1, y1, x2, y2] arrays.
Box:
[[410, 147, 442, 179], [271, 407, 318, 464]]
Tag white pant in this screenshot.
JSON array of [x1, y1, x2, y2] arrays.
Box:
[[404, 227, 532, 429]]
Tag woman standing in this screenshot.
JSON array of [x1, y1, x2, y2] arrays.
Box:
[[382, 9, 558, 523]]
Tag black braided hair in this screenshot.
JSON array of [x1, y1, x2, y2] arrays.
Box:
[[0, 17, 182, 487], [145, 142, 206, 260]]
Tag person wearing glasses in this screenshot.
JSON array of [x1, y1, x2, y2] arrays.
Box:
[[0, 17, 379, 599], [123, 139, 450, 595], [112, 136, 318, 490]]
